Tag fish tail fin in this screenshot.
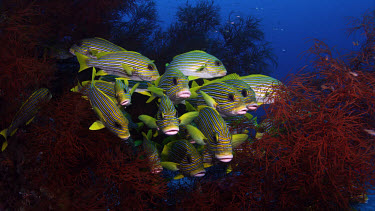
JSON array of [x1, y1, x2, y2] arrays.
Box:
[[75, 52, 90, 72]]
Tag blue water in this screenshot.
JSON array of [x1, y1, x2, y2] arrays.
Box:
[[155, 0, 375, 209]]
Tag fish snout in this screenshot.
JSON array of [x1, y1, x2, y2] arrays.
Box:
[[193, 170, 206, 177], [121, 100, 130, 106], [151, 166, 163, 174], [236, 107, 248, 115], [163, 128, 179, 135], [177, 90, 191, 98], [216, 154, 233, 163], [247, 103, 258, 111]]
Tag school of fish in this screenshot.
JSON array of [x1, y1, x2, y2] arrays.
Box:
[[1, 37, 283, 179]]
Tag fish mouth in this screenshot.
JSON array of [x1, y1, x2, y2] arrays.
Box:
[[236, 108, 248, 115], [193, 170, 206, 177], [121, 100, 130, 106], [163, 128, 179, 135], [120, 134, 131, 140], [177, 91, 191, 98], [247, 104, 258, 111], [216, 154, 233, 163], [151, 166, 163, 174], [218, 71, 227, 77]]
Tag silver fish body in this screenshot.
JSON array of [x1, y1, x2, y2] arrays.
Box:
[[241, 74, 282, 105], [166, 50, 226, 78]]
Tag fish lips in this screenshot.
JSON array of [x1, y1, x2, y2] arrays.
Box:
[[193, 170, 206, 177], [177, 90, 191, 98], [247, 104, 258, 111], [216, 154, 233, 163], [163, 128, 179, 135], [236, 107, 248, 115], [120, 100, 130, 106]]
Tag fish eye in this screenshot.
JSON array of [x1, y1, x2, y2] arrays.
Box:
[[212, 135, 217, 143], [214, 60, 221, 66], [114, 121, 122, 129], [228, 93, 235, 102], [172, 77, 178, 85], [241, 89, 248, 97], [147, 64, 154, 70]]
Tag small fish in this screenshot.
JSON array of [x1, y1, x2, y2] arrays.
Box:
[[364, 129, 375, 136], [138, 95, 198, 135], [160, 139, 206, 179], [70, 37, 126, 58], [87, 68, 130, 140], [114, 78, 138, 107], [188, 82, 248, 117], [142, 130, 163, 174], [187, 106, 248, 163], [352, 41, 359, 46], [143, 68, 191, 105], [75, 51, 160, 81], [241, 74, 282, 105], [1, 88, 52, 151], [166, 50, 227, 79]]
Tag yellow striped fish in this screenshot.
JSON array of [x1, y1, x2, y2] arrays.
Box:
[[188, 82, 248, 117], [1, 88, 52, 151], [70, 37, 125, 58], [166, 50, 227, 79], [139, 95, 198, 135], [144, 68, 191, 105], [161, 139, 206, 179], [241, 74, 282, 105], [142, 130, 163, 174], [76, 51, 159, 81], [186, 106, 248, 163], [87, 68, 130, 140]]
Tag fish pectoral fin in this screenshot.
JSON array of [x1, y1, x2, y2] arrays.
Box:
[[93, 106, 106, 123], [153, 75, 161, 86], [200, 90, 218, 109], [179, 111, 199, 126], [95, 70, 108, 76], [1, 141, 8, 151], [0, 129, 7, 140], [188, 76, 200, 81], [196, 64, 206, 72], [191, 81, 199, 88], [147, 86, 164, 97], [89, 120, 106, 130], [138, 115, 158, 129], [138, 91, 152, 97], [232, 134, 248, 148], [173, 174, 185, 180], [185, 125, 206, 145], [160, 162, 179, 171], [121, 63, 133, 76], [90, 49, 98, 56], [129, 83, 139, 95], [26, 116, 35, 125]]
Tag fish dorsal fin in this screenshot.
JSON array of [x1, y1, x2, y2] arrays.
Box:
[[200, 90, 218, 109], [89, 120, 106, 130], [185, 125, 206, 145], [138, 115, 158, 129], [232, 134, 248, 148], [179, 111, 199, 126], [172, 50, 207, 60], [188, 76, 200, 81]]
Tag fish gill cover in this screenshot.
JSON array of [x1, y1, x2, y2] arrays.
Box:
[[0, 0, 374, 210]]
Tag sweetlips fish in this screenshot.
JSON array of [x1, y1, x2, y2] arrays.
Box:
[[87, 67, 130, 140], [138, 95, 198, 135], [141, 130, 163, 174], [0, 88, 52, 151], [70, 37, 126, 58], [186, 106, 248, 163], [71, 79, 139, 108], [142, 68, 191, 105], [196, 73, 258, 111], [188, 82, 248, 117], [166, 50, 227, 80], [241, 74, 282, 105], [160, 139, 206, 179], [75, 51, 159, 81]]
